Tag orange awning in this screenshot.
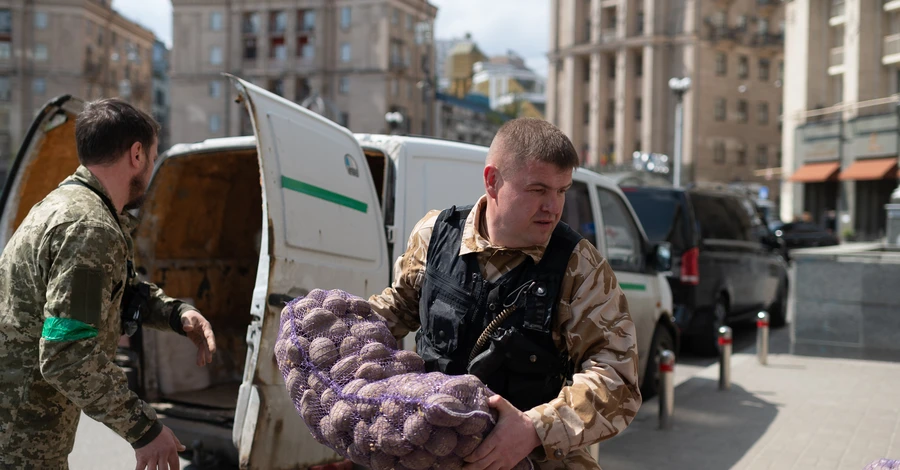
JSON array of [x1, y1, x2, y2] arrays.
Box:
[[839, 157, 898, 181], [789, 162, 841, 183]]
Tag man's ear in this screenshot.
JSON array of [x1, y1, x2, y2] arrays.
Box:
[[129, 141, 143, 169], [484, 165, 501, 198]]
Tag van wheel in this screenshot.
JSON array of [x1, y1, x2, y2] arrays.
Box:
[[641, 324, 676, 400], [768, 281, 788, 328], [696, 296, 728, 357]]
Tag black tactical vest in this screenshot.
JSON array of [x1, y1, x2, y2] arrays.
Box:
[[415, 205, 583, 411]]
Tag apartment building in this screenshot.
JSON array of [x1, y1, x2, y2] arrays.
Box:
[[783, 0, 900, 241], [0, 0, 155, 181], [152, 39, 170, 151], [170, 0, 438, 145], [548, 0, 784, 191]]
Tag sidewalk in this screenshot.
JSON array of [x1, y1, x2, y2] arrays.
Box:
[[594, 329, 900, 470]]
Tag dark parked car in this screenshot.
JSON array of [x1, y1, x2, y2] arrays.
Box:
[[621, 186, 790, 355], [774, 222, 840, 249]]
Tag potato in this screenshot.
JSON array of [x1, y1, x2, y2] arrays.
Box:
[[349, 322, 396, 348], [286, 340, 308, 366], [300, 389, 321, 424], [309, 337, 339, 369], [323, 294, 348, 314], [423, 393, 466, 427], [353, 420, 371, 447], [372, 417, 413, 457], [355, 363, 386, 381], [286, 369, 304, 396], [402, 412, 432, 447], [381, 398, 409, 425], [319, 414, 342, 447], [328, 318, 349, 338], [394, 350, 425, 373], [453, 433, 482, 458], [294, 297, 322, 313], [425, 426, 458, 457], [340, 336, 363, 358], [349, 297, 372, 318], [455, 413, 490, 436], [439, 375, 480, 400], [330, 355, 360, 380], [347, 443, 371, 468], [433, 456, 465, 470], [329, 400, 356, 433], [342, 378, 368, 397], [399, 448, 436, 470], [320, 387, 337, 410], [308, 373, 328, 395], [368, 451, 397, 470], [359, 342, 392, 362], [302, 308, 337, 336]]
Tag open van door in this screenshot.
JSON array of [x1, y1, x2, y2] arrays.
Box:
[[0, 95, 84, 247], [226, 75, 390, 468]]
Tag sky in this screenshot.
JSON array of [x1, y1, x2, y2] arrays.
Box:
[[110, 0, 550, 77]]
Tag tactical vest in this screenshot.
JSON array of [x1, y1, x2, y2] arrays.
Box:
[[415, 205, 582, 411]]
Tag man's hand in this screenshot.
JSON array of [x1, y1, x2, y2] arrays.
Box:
[[180, 310, 216, 367], [463, 394, 541, 470], [134, 425, 185, 470]]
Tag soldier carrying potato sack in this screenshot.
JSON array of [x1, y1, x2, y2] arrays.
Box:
[[0, 98, 217, 470], [369, 117, 642, 470]]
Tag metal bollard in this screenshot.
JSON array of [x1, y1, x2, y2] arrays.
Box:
[[718, 326, 732, 391], [757, 311, 770, 366], [658, 349, 675, 430]]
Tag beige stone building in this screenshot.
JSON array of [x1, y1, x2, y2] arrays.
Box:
[[782, 0, 900, 241], [0, 0, 155, 180], [170, 0, 438, 146], [547, 0, 784, 191]]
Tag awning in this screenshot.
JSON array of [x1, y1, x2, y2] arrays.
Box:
[[838, 157, 898, 181], [788, 161, 841, 182]]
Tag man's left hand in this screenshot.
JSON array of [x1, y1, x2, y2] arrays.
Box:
[[181, 310, 216, 367], [463, 394, 541, 470]]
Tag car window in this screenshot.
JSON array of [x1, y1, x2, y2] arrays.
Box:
[[740, 198, 769, 241], [562, 181, 596, 245], [691, 193, 746, 241], [597, 187, 643, 272], [621, 188, 689, 252]]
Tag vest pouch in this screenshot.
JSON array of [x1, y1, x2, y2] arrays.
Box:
[[505, 329, 564, 376], [467, 328, 514, 380], [428, 297, 463, 355]]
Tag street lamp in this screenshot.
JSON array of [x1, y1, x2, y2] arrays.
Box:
[[385, 111, 405, 134], [668, 77, 691, 188]]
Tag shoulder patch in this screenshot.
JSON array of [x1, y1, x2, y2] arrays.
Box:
[[70, 266, 104, 326]]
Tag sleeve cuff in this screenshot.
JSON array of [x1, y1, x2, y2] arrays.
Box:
[[168, 302, 196, 336], [130, 419, 163, 449], [525, 405, 570, 461]]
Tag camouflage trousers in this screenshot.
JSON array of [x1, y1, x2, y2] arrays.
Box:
[[0, 455, 68, 470], [532, 447, 603, 470]]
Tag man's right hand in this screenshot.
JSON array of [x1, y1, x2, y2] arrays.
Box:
[[134, 425, 186, 470]]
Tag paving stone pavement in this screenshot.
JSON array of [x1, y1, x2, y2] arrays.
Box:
[[594, 328, 900, 470]]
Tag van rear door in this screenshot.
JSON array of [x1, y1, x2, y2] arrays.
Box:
[[226, 75, 390, 468]]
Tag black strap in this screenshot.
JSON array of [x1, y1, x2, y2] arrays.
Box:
[[61, 180, 119, 224]]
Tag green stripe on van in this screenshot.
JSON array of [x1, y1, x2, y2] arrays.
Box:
[[281, 176, 368, 213], [620, 283, 646, 292]]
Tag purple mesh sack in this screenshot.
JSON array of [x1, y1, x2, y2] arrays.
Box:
[[274, 288, 533, 470]]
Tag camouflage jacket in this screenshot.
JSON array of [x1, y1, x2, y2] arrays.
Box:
[[369, 195, 642, 469], [0, 165, 196, 465]]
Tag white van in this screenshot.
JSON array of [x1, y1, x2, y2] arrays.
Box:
[[0, 76, 674, 469]]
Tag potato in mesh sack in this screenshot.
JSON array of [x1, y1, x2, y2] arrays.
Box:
[[274, 288, 534, 470]]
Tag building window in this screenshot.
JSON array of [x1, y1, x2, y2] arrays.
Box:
[[606, 100, 615, 129], [758, 102, 769, 125], [583, 102, 590, 124], [736, 15, 747, 30], [296, 78, 311, 102], [636, 11, 644, 35], [341, 7, 351, 29], [392, 8, 400, 25], [210, 11, 223, 31], [35, 11, 48, 29], [635, 97, 642, 120], [756, 145, 768, 167], [391, 78, 399, 96], [737, 100, 748, 123], [0, 76, 9, 101], [155, 89, 165, 106], [0, 42, 9, 59], [244, 38, 257, 59], [738, 55, 748, 79], [339, 76, 349, 94], [210, 46, 223, 65], [715, 98, 726, 121], [298, 36, 314, 59], [635, 54, 643, 77], [778, 61, 784, 81], [243, 12, 260, 34], [209, 114, 221, 133], [737, 146, 747, 165], [340, 112, 350, 128], [776, 150, 782, 166], [608, 56, 616, 78], [271, 11, 287, 33], [714, 141, 726, 164], [0, 10, 10, 35], [716, 52, 727, 76], [299, 10, 315, 31], [759, 58, 770, 81], [34, 44, 48, 61], [209, 80, 222, 98], [341, 43, 351, 62], [406, 13, 413, 31], [33, 77, 45, 95]]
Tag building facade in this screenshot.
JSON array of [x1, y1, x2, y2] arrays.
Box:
[[471, 50, 546, 119], [433, 91, 510, 146], [170, 0, 438, 145], [548, 0, 784, 188], [782, 0, 900, 242], [0, 0, 155, 181], [152, 39, 170, 152]]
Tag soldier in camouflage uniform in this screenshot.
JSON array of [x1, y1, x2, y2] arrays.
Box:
[[0, 98, 217, 470], [369, 118, 641, 470]]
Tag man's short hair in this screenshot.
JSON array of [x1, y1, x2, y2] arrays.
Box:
[[488, 117, 579, 174], [75, 98, 159, 166]]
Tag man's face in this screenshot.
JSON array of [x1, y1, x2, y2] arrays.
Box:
[[124, 137, 158, 211], [489, 159, 573, 248]]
